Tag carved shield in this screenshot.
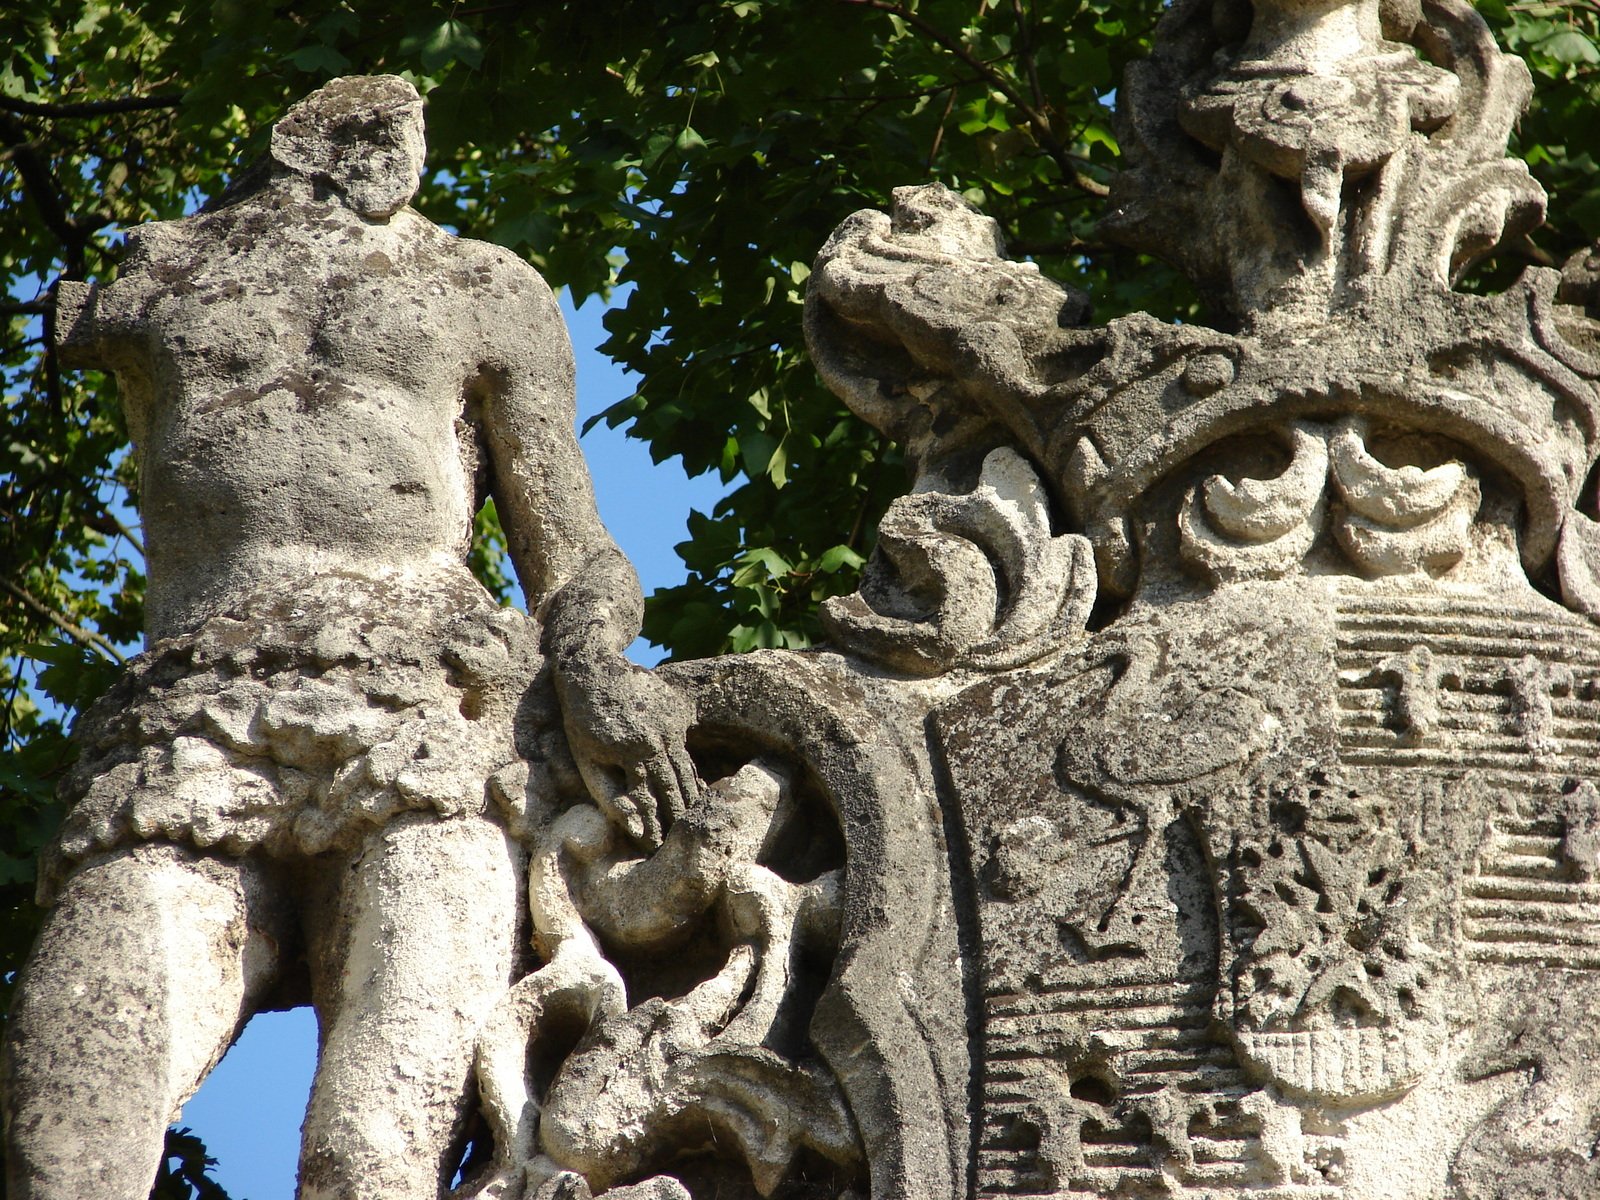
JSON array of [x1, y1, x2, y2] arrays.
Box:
[[934, 580, 1600, 1198]]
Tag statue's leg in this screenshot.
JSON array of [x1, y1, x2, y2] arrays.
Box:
[[298, 813, 525, 1200], [1, 842, 290, 1199]]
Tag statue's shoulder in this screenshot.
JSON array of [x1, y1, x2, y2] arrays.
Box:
[[442, 227, 554, 298]]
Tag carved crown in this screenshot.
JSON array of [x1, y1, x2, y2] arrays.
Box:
[[807, 0, 1600, 616]]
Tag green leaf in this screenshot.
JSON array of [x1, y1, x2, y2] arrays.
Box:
[[403, 19, 484, 72], [285, 44, 351, 76], [1540, 30, 1600, 64], [730, 546, 792, 586], [767, 441, 789, 488], [816, 544, 865, 572], [737, 430, 778, 476]]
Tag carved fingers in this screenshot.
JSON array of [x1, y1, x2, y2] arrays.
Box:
[[554, 653, 701, 851]]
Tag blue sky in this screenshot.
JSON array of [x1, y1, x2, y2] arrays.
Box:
[[173, 287, 726, 1197]]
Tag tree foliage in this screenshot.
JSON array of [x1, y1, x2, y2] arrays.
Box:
[[3, 0, 1599, 1189]]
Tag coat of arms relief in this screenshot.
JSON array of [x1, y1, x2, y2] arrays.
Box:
[[804, 0, 1600, 1196]]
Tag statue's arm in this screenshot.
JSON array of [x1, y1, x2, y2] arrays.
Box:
[[54, 279, 137, 371], [53, 219, 179, 372], [475, 251, 700, 847], [54, 277, 159, 448], [471, 262, 631, 641]]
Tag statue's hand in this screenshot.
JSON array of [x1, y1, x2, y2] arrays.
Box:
[[553, 653, 701, 850]]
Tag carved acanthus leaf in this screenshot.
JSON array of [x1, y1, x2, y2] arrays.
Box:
[[822, 448, 1095, 676], [1328, 423, 1466, 525], [805, 184, 1088, 470], [1328, 424, 1480, 575]]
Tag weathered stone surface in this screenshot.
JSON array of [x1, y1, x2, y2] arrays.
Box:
[[15, 0, 1600, 1194], [1, 75, 704, 1200], [803, 1, 1600, 1196], [5, 73, 937, 1200]]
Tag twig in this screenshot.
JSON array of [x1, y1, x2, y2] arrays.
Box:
[[0, 577, 127, 665], [927, 85, 959, 169], [1008, 237, 1101, 257], [0, 114, 110, 275], [813, 76, 988, 103], [1009, 0, 1047, 116], [1515, 233, 1559, 269]]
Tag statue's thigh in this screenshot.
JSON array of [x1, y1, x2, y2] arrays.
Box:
[[298, 813, 525, 1200], [2, 842, 288, 1200]]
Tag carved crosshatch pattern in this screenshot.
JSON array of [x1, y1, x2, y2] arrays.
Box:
[[939, 577, 1600, 1198], [1334, 588, 1600, 972]]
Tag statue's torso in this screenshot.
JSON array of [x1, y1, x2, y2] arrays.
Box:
[[110, 202, 508, 639]]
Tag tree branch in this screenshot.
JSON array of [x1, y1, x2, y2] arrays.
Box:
[[839, 0, 1110, 197], [1008, 237, 1102, 257], [0, 114, 110, 275], [0, 92, 181, 120], [0, 577, 127, 665], [813, 75, 988, 104]]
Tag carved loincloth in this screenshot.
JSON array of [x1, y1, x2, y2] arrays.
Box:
[[40, 567, 555, 903]]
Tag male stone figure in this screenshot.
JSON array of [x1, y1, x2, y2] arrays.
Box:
[[1, 75, 697, 1200]]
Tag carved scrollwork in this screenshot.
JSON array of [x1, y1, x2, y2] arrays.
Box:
[[805, 184, 1086, 467], [1328, 421, 1480, 575], [462, 763, 862, 1200], [459, 651, 965, 1200], [822, 447, 1095, 676], [1177, 419, 1481, 584], [1107, 0, 1547, 319], [1179, 424, 1329, 583], [806, 1, 1600, 623]]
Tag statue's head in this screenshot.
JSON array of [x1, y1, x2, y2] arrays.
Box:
[[269, 75, 425, 219]]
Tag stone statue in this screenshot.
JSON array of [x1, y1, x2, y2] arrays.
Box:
[[16, 1, 1600, 1196], [1, 75, 699, 1200]]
